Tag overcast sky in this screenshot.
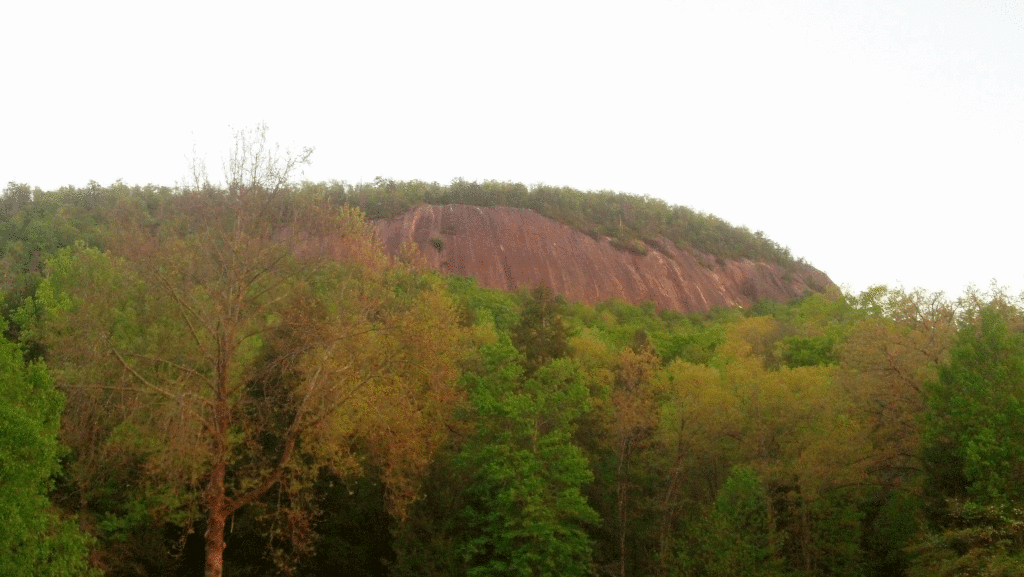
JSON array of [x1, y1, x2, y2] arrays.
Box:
[[3, 0, 1022, 299]]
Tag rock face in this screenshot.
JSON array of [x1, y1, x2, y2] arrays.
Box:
[[373, 204, 834, 313]]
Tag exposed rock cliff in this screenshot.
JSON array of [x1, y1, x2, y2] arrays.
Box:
[[374, 204, 834, 313]]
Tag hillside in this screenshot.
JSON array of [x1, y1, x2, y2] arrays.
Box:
[[0, 179, 833, 316], [375, 204, 833, 313], [310, 178, 803, 265]]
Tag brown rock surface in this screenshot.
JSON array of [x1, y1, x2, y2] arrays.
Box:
[[373, 204, 834, 313]]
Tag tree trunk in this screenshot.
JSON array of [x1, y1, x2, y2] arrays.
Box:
[[205, 459, 228, 577], [658, 441, 686, 570], [617, 439, 631, 577], [206, 359, 231, 577]]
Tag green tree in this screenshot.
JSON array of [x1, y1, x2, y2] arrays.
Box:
[[457, 334, 598, 577], [0, 318, 94, 576], [510, 284, 570, 374], [922, 303, 1024, 506], [698, 466, 785, 577], [911, 300, 1024, 575]]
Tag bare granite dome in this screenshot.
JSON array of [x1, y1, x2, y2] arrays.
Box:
[[373, 204, 834, 313]]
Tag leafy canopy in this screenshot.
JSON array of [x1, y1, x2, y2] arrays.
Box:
[[0, 318, 94, 577]]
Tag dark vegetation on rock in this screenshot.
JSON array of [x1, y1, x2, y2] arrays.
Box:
[[305, 176, 804, 266]]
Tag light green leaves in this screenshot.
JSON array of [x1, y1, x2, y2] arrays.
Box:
[[457, 337, 597, 577], [0, 320, 94, 576]]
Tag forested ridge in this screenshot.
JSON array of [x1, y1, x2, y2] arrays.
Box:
[[3, 129, 1024, 576], [318, 177, 801, 265], [0, 171, 801, 300]]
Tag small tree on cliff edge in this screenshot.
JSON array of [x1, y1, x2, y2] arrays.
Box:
[[22, 126, 465, 577]]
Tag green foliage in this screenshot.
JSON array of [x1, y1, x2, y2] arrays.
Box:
[[456, 335, 598, 577], [752, 290, 859, 369], [390, 449, 471, 577], [293, 471, 395, 577], [608, 237, 649, 255], [801, 491, 867, 577], [907, 500, 1024, 577], [776, 333, 838, 367], [570, 297, 724, 364], [909, 299, 1024, 576], [446, 276, 521, 333], [0, 319, 95, 576], [922, 304, 1024, 506], [697, 466, 785, 577], [510, 284, 571, 374], [863, 490, 921, 576]]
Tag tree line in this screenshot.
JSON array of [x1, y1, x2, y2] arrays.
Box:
[[0, 171, 799, 307]]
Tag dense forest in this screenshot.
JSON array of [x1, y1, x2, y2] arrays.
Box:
[[3, 128, 1024, 577]]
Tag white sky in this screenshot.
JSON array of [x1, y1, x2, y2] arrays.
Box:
[[3, 0, 1023, 299]]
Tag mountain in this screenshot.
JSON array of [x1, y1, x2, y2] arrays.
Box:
[[374, 204, 833, 313]]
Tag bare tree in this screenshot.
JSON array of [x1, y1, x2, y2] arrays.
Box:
[[179, 122, 314, 194], [222, 122, 314, 193]]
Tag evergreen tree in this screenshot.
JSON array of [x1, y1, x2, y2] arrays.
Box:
[[510, 284, 570, 374]]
